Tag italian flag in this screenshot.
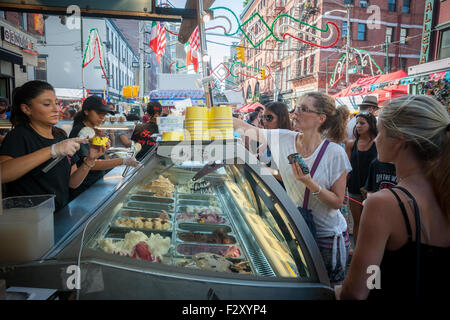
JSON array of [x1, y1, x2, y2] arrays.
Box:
[[149, 21, 159, 55]]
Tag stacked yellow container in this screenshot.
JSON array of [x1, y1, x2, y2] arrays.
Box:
[[185, 107, 210, 140], [209, 106, 233, 140]]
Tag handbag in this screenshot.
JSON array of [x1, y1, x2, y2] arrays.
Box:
[[297, 139, 330, 240]]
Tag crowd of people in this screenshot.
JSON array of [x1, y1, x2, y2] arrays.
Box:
[[0, 79, 448, 299], [234, 92, 449, 299]]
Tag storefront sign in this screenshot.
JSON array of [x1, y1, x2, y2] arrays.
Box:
[[420, 0, 434, 64], [1, 26, 37, 53]]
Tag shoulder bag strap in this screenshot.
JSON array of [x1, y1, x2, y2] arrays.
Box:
[[302, 140, 330, 210], [392, 185, 421, 297]]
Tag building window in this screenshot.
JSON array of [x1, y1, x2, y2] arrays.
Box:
[[342, 22, 352, 39], [35, 57, 47, 81], [439, 29, 450, 60], [310, 54, 315, 74], [357, 24, 367, 41], [388, 0, 396, 12], [386, 27, 394, 43], [400, 28, 408, 44], [402, 0, 410, 13], [344, 0, 354, 3], [360, 0, 369, 7], [303, 58, 307, 76], [399, 58, 407, 70]]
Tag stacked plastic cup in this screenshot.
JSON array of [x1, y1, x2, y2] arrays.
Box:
[[209, 106, 233, 140], [185, 106, 209, 140]]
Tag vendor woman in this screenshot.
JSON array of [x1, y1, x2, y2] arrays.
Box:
[[69, 95, 140, 199], [0, 80, 107, 212]]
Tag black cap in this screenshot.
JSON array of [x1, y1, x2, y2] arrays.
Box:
[[82, 95, 114, 114]]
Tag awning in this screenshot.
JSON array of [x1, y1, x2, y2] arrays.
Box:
[[54, 88, 84, 100], [333, 70, 408, 101], [0, 47, 23, 65], [235, 102, 264, 113]]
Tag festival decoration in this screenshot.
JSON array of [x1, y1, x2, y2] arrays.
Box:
[[149, 21, 167, 64], [229, 61, 271, 81], [328, 48, 384, 90], [82, 28, 108, 84], [209, 7, 340, 49]]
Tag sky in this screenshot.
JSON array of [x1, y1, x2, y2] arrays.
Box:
[[168, 0, 244, 68]]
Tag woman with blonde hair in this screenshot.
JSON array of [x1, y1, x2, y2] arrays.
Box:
[[234, 92, 352, 286], [336, 95, 450, 299]]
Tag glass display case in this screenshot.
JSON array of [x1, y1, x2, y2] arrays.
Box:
[[0, 141, 333, 300]]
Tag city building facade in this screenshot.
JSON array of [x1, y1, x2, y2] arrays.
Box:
[[240, 0, 424, 108], [38, 16, 137, 103], [0, 11, 43, 103]]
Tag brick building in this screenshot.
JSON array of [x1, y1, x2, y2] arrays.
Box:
[[239, 0, 424, 108]]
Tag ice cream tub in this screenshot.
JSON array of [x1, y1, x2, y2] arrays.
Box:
[[175, 211, 228, 225], [111, 216, 173, 233], [175, 243, 243, 258], [133, 190, 175, 199], [177, 231, 237, 245], [125, 200, 174, 212], [176, 205, 223, 215], [117, 209, 173, 221]]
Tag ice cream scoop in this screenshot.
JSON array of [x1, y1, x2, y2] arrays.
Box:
[[78, 127, 96, 139]]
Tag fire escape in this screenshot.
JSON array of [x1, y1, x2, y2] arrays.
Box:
[[291, 1, 319, 82]]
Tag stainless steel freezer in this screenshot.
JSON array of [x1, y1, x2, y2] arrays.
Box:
[[0, 140, 334, 300]]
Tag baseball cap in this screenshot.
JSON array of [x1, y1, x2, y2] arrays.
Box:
[[82, 95, 114, 114]]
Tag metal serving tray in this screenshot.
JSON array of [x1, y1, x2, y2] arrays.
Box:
[[133, 190, 175, 198], [128, 194, 175, 204], [177, 231, 237, 245], [117, 209, 173, 220], [177, 199, 220, 207], [175, 243, 244, 259], [176, 223, 233, 233], [111, 216, 173, 233], [175, 214, 228, 225], [125, 200, 174, 212], [98, 232, 173, 263], [176, 205, 223, 215]]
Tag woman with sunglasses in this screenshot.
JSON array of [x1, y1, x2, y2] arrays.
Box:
[[336, 95, 450, 299], [345, 112, 378, 244], [234, 92, 352, 286], [259, 102, 291, 184]]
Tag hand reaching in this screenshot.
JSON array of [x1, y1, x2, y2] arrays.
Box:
[[122, 156, 140, 167], [51, 137, 88, 157]]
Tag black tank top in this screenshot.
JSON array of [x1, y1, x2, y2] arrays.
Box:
[[348, 138, 377, 194], [368, 186, 450, 299]]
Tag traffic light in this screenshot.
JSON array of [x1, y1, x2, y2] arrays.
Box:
[[260, 68, 266, 79], [236, 45, 245, 62], [122, 86, 132, 98]]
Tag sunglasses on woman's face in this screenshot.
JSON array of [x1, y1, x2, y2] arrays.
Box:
[[262, 115, 275, 122], [294, 105, 323, 115]]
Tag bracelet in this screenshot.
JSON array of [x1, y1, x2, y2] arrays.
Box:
[[312, 186, 322, 196], [82, 158, 95, 169]]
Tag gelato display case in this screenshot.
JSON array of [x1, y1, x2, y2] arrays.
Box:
[[0, 140, 334, 300]]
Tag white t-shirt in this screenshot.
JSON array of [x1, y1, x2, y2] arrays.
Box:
[[346, 116, 357, 141], [263, 129, 352, 237]]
